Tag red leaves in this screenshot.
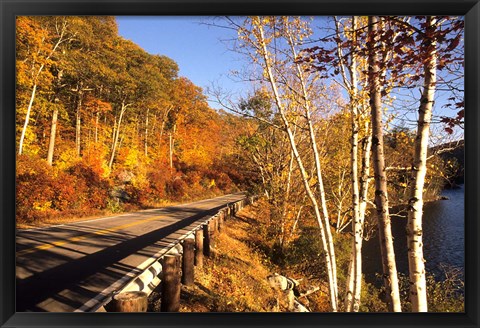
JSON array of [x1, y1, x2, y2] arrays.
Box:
[[445, 34, 461, 52], [440, 107, 464, 134], [16, 154, 111, 222]]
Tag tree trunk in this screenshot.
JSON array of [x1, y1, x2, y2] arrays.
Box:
[[18, 83, 38, 155], [75, 87, 83, 157], [406, 16, 436, 313], [46, 107, 58, 166], [144, 108, 149, 157], [368, 16, 402, 312], [159, 106, 172, 146], [286, 25, 338, 302], [169, 133, 173, 169], [345, 251, 355, 311], [254, 18, 338, 311], [95, 111, 100, 143], [359, 121, 372, 221], [334, 16, 365, 312], [109, 101, 128, 169]]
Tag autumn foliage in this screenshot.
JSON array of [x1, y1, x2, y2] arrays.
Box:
[[15, 17, 250, 223]]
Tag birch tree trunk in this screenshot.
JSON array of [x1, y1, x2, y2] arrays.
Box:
[[169, 133, 173, 169], [345, 16, 361, 312], [254, 18, 338, 311], [368, 16, 402, 312], [145, 108, 150, 157], [18, 84, 38, 155], [108, 101, 129, 169], [406, 16, 437, 313], [46, 106, 58, 166], [286, 24, 338, 301], [159, 106, 172, 146], [359, 121, 372, 221], [334, 16, 365, 312], [75, 86, 84, 157]]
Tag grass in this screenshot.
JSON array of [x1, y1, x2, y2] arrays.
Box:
[[149, 205, 293, 312], [148, 203, 332, 312]]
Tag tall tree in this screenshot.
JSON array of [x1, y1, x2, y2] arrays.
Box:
[[367, 16, 402, 312], [46, 69, 65, 166], [404, 16, 436, 313], [17, 17, 70, 155], [231, 16, 340, 311]]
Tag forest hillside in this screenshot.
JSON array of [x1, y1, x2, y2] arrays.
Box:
[[16, 16, 255, 226]]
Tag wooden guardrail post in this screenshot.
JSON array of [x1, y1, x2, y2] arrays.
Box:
[[107, 291, 148, 312], [218, 212, 224, 232], [160, 254, 181, 312], [208, 218, 217, 257], [203, 223, 211, 257], [195, 228, 203, 268], [214, 215, 219, 233], [181, 236, 195, 286]]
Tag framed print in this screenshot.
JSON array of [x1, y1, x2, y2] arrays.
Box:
[[1, 1, 479, 328]]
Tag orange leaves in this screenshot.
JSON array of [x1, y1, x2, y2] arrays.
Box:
[[82, 143, 110, 178], [16, 153, 111, 222], [16, 154, 56, 221], [84, 95, 112, 113]]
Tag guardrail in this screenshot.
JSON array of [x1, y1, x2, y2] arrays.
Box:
[[92, 196, 256, 312]]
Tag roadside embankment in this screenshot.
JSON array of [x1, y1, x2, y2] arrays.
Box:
[[148, 204, 280, 312]]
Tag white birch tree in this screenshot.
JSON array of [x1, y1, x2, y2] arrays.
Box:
[[367, 16, 402, 312]]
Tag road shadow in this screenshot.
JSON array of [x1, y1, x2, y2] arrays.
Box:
[[16, 204, 226, 312]]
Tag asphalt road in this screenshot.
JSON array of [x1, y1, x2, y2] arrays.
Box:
[[16, 193, 245, 312]]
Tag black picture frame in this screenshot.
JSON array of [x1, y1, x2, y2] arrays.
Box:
[[1, 1, 478, 327]]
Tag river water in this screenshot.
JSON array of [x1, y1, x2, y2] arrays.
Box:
[[362, 185, 464, 281]]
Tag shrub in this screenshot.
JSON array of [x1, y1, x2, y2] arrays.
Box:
[[397, 268, 464, 312], [16, 155, 56, 222], [50, 171, 87, 211], [205, 169, 234, 192], [68, 162, 110, 209], [146, 161, 171, 201], [166, 177, 188, 200]]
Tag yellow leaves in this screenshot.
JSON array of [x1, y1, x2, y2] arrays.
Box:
[[120, 147, 140, 170], [56, 148, 81, 171], [33, 200, 52, 211], [265, 163, 274, 173]]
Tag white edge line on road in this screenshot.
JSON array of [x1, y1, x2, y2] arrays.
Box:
[[73, 206, 230, 312]]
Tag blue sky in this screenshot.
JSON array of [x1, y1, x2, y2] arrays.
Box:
[[116, 16, 247, 110], [116, 16, 464, 140]]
